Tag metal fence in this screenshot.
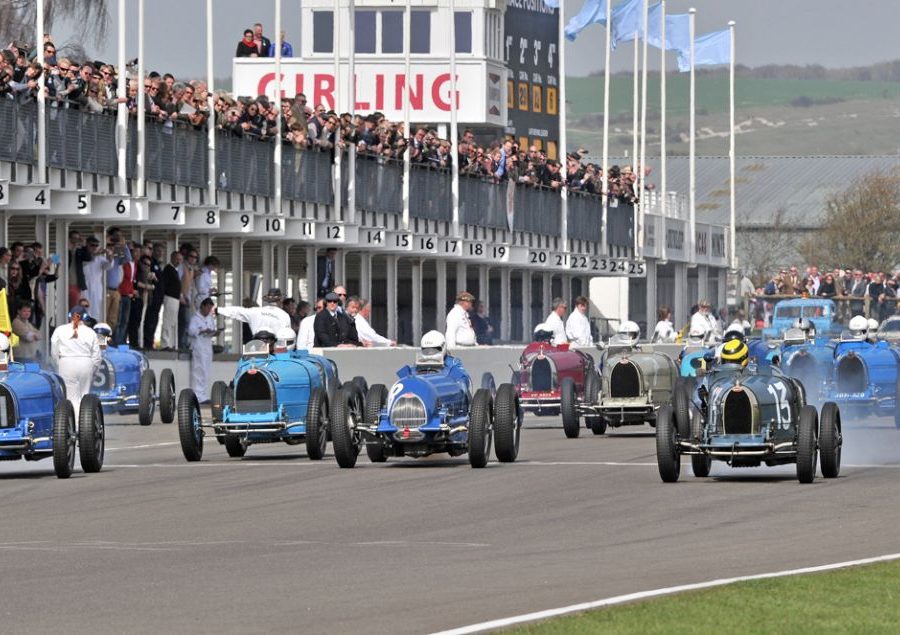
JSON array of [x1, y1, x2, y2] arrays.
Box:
[[0, 97, 636, 241]]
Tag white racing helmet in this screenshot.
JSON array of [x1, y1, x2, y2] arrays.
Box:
[[274, 326, 297, 352], [867, 318, 880, 341], [687, 325, 708, 345], [93, 322, 112, 348], [617, 320, 641, 345], [0, 332, 9, 352], [417, 330, 446, 367], [848, 315, 869, 339], [533, 322, 554, 343]]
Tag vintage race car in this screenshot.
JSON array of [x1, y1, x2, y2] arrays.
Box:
[[330, 354, 521, 468], [92, 342, 176, 426], [876, 316, 900, 344], [0, 349, 105, 478], [762, 298, 841, 339], [659, 362, 842, 483], [561, 335, 678, 437], [178, 339, 354, 461], [512, 341, 595, 416], [747, 337, 781, 371], [824, 331, 900, 426], [777, 328, 836, 397]]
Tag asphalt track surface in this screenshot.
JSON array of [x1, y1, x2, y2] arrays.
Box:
[[2, 410, 900, 634]]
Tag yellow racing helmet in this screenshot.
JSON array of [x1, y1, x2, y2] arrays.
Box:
[[720, 338, 749, 367]]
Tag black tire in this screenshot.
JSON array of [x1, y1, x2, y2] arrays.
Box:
[[305, 387, 328, 461], [797, 404, 818, 484], [494, 384, 521, 463], [78, 394, 105, 473], [52, 400, 76, 479], [481, 372, 497, 395], [352, 375, 369, 397], [224, 435, 246, 458], [560, 376, 580, 439], [159, 368, 176, 424], [210, 380, 228, 423], [584, 370, 605, 434], [468, 388, 493, 468], [819, 401, 842, 479], [331, 387, 361, 468], [138, 369, 156, 426], [364, 384, 388, 463], [690, 410, 711, 477], [177, 389, 203, 462], [673, 377, 693, 440], [218, 386, 234, 445], [655, 404, 681, 483]]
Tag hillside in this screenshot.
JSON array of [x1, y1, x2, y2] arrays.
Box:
[[566, 74, 900, 157]]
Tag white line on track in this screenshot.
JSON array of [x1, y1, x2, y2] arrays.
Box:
[[106, 442, 180, 452], [431, 552, 900, 634], [102, 460, 900, 469], [519, 460, 657, 467]]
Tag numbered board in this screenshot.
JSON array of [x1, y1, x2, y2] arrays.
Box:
[[317, 223, 359, 244], [362, 228, 388, 248], [571, 257, 647, 277], [527, 249, 550, 267], [0, 180, 7, 207], [8, 184, 51, 211], [91, 194, 131, 219], [462, 241, 487, 260]]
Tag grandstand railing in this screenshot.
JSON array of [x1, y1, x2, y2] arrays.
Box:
[[0, 97, 641, 246]]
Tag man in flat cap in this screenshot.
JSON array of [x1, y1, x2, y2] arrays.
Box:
[[445, 291, 477, 348]]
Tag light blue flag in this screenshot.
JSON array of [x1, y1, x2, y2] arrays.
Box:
[[677, 28, 731, 72], [646, 5, 691, 51], [564, 0, 609, 41], [610, 0, 643, 50], [543, 0, 560, 8]]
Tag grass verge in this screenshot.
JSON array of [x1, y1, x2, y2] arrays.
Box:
[[510, 560, 900, 634]]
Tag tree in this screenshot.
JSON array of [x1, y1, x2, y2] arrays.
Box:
[[0, 1, 110, 53], [738, 207, 799, 283], [804, 169, 900, 271]]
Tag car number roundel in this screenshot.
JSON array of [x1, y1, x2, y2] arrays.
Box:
[[387, 382, 405, 409]]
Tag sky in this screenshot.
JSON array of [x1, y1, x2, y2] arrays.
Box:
[[51, 0, 900, 79]]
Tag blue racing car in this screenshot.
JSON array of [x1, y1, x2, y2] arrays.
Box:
[[91, 323, 175, 426], [178, 332, 356, 461], [329, 331, 522, 468], [0, 335, 104, 478]]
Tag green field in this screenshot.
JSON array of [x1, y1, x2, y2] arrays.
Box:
[[566, 74, 900, 119], [510, 559, 900, 634]]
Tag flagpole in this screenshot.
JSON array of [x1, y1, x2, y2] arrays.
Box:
[[333, 0, 342, 224], [728, 20, 736, 272], [116, 0, 127, 197], [660, 0, 667, 262], [637, 0, 649, 260], [274, 0, 283, 217], [36, 0, 45, 179], [137, 0, 145, 197], [559, 0, 568, 254], [601, 0, 612, 256], [631, 39, 638, 166], [205, 0, 214, 204], [688, 7, 696, 265], [402, 0, 411, 231], [347, 0, 356, 225], [450, 0, 460, 238]]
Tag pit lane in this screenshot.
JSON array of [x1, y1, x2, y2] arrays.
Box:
[[2, 410, 899, 634]]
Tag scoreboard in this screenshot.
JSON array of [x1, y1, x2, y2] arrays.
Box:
[[504, 0, 561, 159]]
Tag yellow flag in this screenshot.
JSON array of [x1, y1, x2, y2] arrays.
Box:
[[0, 288, 20, 349]]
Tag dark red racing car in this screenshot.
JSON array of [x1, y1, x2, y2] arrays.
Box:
[[512, 329, 596, 417]]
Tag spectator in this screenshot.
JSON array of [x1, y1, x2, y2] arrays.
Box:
[[142, 243, 165, 350], [317, 248, 337, 298], [12, 301, 41, 361], [314, 292, 361, 347], [470, 301, 495, 345], [188, 297, 217, 403], [81, 236, 111, 320], [267, 30, 293, 57], [253, 22, 272, 58], [193, 255, 219, 310], [445, 291, 477, 348], [348, 298, 394, 347], [543, 298, 568, 346], [130, 253, 154, 348], [297, 298, 323, 350], [236, 29, 258, 57], [160, 251, 183, 350], [178, 246, 198, 349], [817, 273, 837, 298], [652, 306, 676, 343], [104, 227, 131, 335], [565, 296, 592, 346], [5, 261, 31, 317], [113, 246, 135, 346]]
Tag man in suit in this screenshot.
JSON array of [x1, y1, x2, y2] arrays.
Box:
[[253, 23, 272, 58], [314, 292, 361, 347], [317, 248, 337, 298]]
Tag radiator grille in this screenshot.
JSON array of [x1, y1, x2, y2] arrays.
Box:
[[610, 361, 640, 398], [390, 395, 427, 428], [0, 385, 16, 428], [530, 358, 555, 392], [234, 372, 275, 413], [836, 356, 866, 394], [723, 389, 753, 435]]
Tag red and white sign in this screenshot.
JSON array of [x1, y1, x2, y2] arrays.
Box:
[[233, 59, 506, 126]]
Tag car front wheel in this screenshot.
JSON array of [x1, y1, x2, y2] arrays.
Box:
[[560, 377, 580, 439], [797, 404, 818, 484], [819, 401, 842, 479], [468, 388, 493, 468], [655, 404, 680, 483], [493, 384, 521, 463], [331, 387, 361, 468]]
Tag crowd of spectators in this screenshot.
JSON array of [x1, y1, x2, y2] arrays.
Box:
[[740, 265, 900, 324], [0, 27, 653, 204]]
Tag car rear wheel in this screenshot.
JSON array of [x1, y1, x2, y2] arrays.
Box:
[[560, 377, 580, 439], [224, 435, 246, 458], [481, 372, 497, 395], [797, 404, 818, 484], [690, 410, 711, 478], [655, 404, 680, 483], [78, 394, 105, 473], [331, 387, 362, 468], [305, 388, 328, 460], [468, 388, 493, 468], [210, 380, 228, 423], [352, 376, 369, 397], [159, 368, 176, 424], [138, 369, 156, 426], [673, 377, 693, 440], [364, 384, 388, 463], [819, 401, 842, 479], [494, 384, 521, 463], [52, 400, 76, 479], [177, 389, 203, 461]]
